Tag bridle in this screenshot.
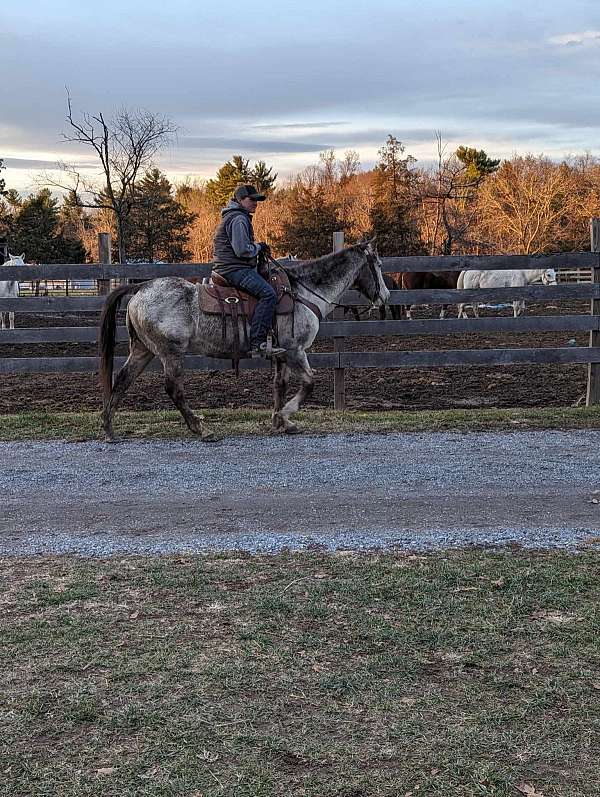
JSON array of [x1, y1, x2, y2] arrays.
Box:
[[268, 247, 385, 314]]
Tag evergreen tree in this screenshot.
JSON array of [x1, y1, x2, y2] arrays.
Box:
[[11, 189, 86, 262], [206, 155, 277, 209], [276, 184, 344, 258], [369, 136, 423, 256], [58, 190, 88, 262], [126, 168, 195, 262], [455, 146, 500, 183], [0, 159, 5, 197], [11, 189, 61, 262], [251, 160, 277, 194]]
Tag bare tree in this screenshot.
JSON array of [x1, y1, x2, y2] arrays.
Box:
[[476, 156, 580, 254], [50, 93, 176, 263], [419, 133, 499, 255]]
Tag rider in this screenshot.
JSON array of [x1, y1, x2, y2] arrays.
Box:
[[212, 185, 286, 358]]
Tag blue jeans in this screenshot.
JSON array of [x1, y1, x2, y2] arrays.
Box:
[[221, 267, 277, 348]]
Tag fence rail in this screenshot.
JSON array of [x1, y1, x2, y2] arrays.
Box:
[[1, 252, 599, 282], [0, 284, 598, 313], [1, 231, 600, 407], [0, 314, 598, 346]]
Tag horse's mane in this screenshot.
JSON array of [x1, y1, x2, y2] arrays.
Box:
[[283, 244, 366, 287]]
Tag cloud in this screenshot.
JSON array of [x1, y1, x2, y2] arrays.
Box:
[[251, 121, 348, 130], [3, 157, 91, 170], [548, 30, 600, 46], [179, 137, 331, 153]]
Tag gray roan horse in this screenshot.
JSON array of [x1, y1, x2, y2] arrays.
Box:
[[99, 240, 389, 440]]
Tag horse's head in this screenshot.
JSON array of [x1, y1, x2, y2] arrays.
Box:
[[542, 268, 557, 285], [7, 253, 25, 266], [352, 239, 390, 308]]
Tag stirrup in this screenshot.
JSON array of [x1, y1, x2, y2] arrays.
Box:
[[251, 342, 287, 359]]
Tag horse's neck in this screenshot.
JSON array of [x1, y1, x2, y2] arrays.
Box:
[[294, 250, 362, 309], [523, 269, 543, 282]]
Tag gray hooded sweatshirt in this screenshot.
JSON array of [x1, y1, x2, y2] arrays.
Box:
[[212, 200, 262, 275]]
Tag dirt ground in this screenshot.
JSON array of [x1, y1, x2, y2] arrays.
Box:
[[0, 301, 590, 413]]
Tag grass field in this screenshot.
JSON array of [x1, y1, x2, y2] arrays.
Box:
[[1, 405, 600, 441], [2, 550, 599, 796]]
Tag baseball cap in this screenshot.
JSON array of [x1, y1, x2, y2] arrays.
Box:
[[234, 185, 267, 202]]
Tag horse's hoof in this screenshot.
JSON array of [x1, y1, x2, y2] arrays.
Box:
[[284, 423, 301, 435], [272, 413, 285, 430], [201, 430, 219, 443]]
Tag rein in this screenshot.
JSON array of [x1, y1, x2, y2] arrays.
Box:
[[268, 252, 383, 315]]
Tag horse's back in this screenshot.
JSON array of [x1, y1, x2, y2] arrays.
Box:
[[127, 277, 199, 342]]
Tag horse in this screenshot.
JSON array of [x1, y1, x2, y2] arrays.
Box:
[[378, 274, 402, 320], [0, 253, 25, 330], [99, 240, 389, 441], [346, 273, 401, 321], [457, 268, 557, 319], [399, 271, 460, 319]]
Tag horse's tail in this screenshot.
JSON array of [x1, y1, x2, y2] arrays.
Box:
[[99, 283, 147, 403]]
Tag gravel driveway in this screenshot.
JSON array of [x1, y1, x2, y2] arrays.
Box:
[[1, 431, 599, 555]]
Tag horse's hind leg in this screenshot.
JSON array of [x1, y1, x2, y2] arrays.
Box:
[[161, 353, 216, 441], [9, 312, 14, 330], [278, 350, 314, 434], [272, 361, 291, 430], [102, 341, 154, 440]]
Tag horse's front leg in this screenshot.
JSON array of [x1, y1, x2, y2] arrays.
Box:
[[278, 350, 314, 434], [9, 312, 14, 330]]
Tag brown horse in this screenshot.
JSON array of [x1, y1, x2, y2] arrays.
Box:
[[399, 271, 460, 319]]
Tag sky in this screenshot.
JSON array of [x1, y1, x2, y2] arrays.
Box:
[[2, 0, 600, 195]]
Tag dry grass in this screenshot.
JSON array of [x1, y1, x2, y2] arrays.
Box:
[[2, 550, 600, 796], [1, 405, 600, 441]]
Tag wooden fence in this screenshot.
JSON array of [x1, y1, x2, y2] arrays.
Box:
[[1, 226, 600, 409]]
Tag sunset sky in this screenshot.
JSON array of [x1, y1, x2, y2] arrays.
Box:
[[2, 0, 599, 195]]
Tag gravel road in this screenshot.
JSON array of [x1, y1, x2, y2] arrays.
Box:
[[1, 431, 599, 555]]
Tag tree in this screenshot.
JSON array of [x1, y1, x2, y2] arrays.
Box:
[[126, 169, 195, 262], [58, 190, 90, 261], [455, 147, 500, 182], [205, 155, 277, 209], [0, 159, 6, 197], [251, 160, 277, 195], [420, 135, 499, 255], [176, 179, 220, 262], [369, 136, 423, 256], [276, 183, 344, 258], [10, 189, 86, 262], [53, 94, 177, 263], [476, 156, 580, 254]]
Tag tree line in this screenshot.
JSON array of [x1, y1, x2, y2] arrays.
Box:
[[1, 102, 599, 266]]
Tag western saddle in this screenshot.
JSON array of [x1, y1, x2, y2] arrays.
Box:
[[199, 266, 321, 373]]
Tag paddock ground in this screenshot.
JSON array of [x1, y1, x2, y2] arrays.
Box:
[[0, 301, 591, 413]]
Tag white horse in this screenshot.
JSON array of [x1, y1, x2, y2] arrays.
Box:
[[0, 253, 25, 330], [457, 268, 557, 319]]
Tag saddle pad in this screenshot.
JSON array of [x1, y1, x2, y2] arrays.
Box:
[[200, 269, 294, 317]]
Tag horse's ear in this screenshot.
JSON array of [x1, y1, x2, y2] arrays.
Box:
[[20, 253, 25, 260]]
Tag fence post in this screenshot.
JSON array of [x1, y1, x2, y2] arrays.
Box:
[[586, 218, 600, 405], [97, 233, 112, 296], [332, 231, 345, 410]]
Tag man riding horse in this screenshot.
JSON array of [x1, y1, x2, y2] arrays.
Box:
[[212, 184, 286, 358]]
